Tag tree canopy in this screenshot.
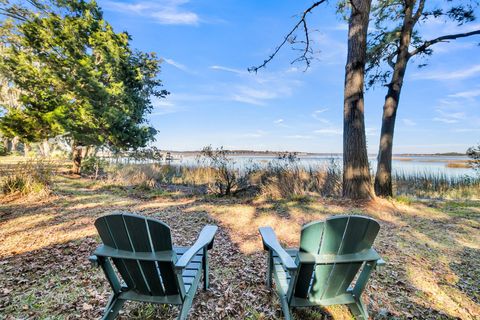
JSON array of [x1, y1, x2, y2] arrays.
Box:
[[366, 0, 480, 88], [0, 0, 168, 152]]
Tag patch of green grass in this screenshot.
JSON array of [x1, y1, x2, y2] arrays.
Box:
[[395, 195, 415, 205], [243, 307, 269, 319]]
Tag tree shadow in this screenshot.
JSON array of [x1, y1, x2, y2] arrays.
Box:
[[449, 247, 480, 305], [2, 177, 479, 319]]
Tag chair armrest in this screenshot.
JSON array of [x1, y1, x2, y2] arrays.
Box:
[[89, 255, 99, 267], [175, 225, 218, 271], [259, 227, 297, 271]]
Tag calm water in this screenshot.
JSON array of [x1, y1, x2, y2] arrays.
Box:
[[175, 155, 475, 177]]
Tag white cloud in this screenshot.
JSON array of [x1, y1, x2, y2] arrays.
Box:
[[240, 130, 267, 138], [448, 88, 480, 99], [451, 128, 480, 133], [103, 0, 199, 25], [312, 108, 330, 124], [314, 33, 347, 65], [366, 127, 377, 136], [164, 58, 190, 72], [273, 118, 291, 128], [402, 118, 417, 126], [433, 117, 460, 124], [210, 65, 246, 74], [232, 87, 279, 106], [431, 41, 477, 54], [150, 97, 181, 116], [314, 128, 342, 135], [221, 68, 302, 106], [329, 23, 348, 31], [412, 64, 480, 81], [285, 135, 313, 139], [433, 110, 466, 124]]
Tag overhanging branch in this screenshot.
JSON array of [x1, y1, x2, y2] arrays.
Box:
[[248, 0, 326, 73], [409, 29, 480, 57]]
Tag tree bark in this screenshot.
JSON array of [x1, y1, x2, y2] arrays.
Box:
[[11, 136, 19, 152], [42, 139, 51, 157], [24, 142, 30, 157], [374, 3, 414, 197], [72, 144, 83, 175], [343, 0, 373, 200], [2, 138, 9, 152]]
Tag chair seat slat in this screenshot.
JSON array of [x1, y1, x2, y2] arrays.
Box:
[[94, 245, 176, 261], [298, 248, 381, 264]]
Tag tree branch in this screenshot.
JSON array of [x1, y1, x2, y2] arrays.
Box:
[[412, 0, 426, 23], [409, 29, 480, 57], [248, 0, 326, 73], [386, 50, 397, 69]]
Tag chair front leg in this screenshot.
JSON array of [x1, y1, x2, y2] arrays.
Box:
[[267, 249, 273, 288], [202, 247, 209, 290], [102, 294, 125, 320]]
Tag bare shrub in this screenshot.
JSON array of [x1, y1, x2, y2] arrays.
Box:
[[200, 146, 239, 196]]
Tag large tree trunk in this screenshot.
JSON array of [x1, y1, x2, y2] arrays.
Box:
[[24, 142, 31, 157], [71, 144, 83, 175], [342, 0, 373, 200], [11, 136, 19, 152], [42, 139, 51, 157], [2, 138, 9, 152], [374, 4, 414, 197]]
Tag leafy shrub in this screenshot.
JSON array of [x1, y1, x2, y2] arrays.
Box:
[[81, 156, 108, 179], [0, 143, 7, 156], [1, 159, 54, 196], [467, 144, 480, 173]]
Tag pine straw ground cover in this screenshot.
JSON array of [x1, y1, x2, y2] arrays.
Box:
[[0, 176, 479, 319]]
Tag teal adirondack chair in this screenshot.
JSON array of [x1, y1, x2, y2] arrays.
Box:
[[89, 212, 218, 320], [259, 215, 385, 320]]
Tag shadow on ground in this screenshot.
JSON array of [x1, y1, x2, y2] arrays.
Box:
[[1, 176, 479, 319]]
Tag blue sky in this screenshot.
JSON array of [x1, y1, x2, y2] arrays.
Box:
[[98, 0, 480, 154]]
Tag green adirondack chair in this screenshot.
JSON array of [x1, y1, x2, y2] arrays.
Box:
[[89, 212, 218, 320], [259, 215, 385, 320]]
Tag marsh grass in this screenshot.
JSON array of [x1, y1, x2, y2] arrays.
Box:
[[100, 159, 343, 200], [394, 171, 480, 199]]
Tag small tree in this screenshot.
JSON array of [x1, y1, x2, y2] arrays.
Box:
[[200, 146, 238, 196], [467, 144, 480, 173]]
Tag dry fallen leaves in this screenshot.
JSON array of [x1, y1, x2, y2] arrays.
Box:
[[0, 176, 479, 319]]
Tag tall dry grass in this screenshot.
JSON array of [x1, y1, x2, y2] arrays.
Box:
[[102, 159, 343, 199], [105, 163, 218, 189], [393, 171, 480, 199], [0, 159, 54, 196]]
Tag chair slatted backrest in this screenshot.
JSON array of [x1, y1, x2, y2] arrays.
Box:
[[94, 213, 180, 296], [293, 215, 380, 301]]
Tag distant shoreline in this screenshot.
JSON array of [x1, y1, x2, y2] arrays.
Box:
[[161, 150, 467, 157]]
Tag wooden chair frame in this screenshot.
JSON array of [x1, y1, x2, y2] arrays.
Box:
[[259, 216, 385, 320], [89, 213, 218, 320]]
